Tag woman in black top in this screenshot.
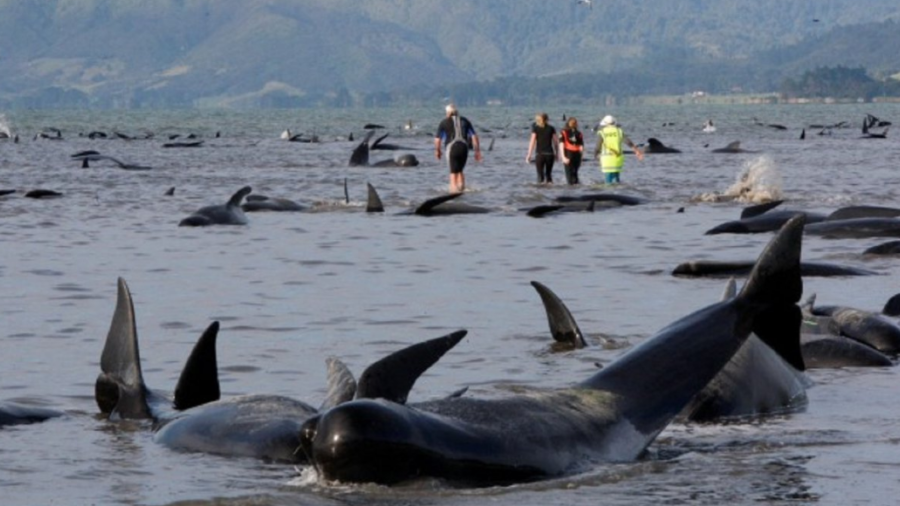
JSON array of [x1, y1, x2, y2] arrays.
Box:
[[525, 113, 559, 184], [559, 117, 584, 185]]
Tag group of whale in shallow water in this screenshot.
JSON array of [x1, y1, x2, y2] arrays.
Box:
[[4, 215, 900, 486], [5, 114, 900, 487]]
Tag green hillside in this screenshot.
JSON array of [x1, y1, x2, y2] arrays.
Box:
[[0, 0, 898, 108]]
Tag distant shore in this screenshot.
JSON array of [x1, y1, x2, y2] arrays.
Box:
[[623, 93, 900, 106]]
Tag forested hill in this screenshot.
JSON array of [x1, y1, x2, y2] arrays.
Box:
[[0, 0, 898, 108]]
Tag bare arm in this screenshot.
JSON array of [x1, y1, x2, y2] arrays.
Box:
[[525, 133, 536, 163], [434, 137, 442, 160], [624, 135, 644, 161], [472, 134, 482, 162]]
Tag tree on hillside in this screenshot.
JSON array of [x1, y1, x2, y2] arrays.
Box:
[[779, 66, 877, 99]]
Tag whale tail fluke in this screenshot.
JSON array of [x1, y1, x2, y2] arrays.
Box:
[[95, 278, 151, 419], [173, 322, 221, 411]]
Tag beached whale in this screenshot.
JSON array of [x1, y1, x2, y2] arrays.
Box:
[[0, 402, 64, 427], [806, 218, 900, 239], [531, 278, 807, 423], [240, 194, 307, 212], [71, 151, 152, 171], [672, 260, 876, 278], [299, 216, 806, 485], [806, 296, 900, 355], [643, 138, 681, 154], [95, 278, 467, 462], [179, 186, 251, 226]]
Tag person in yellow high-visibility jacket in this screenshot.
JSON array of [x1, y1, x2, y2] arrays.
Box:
[[592, 115, 643, 184]]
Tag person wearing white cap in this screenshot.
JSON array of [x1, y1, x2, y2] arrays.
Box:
[[593, 115, 643, 184], [434, 103, 482, 193]]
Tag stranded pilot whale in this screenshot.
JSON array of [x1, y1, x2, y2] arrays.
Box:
[[0, 402, 64, 427], [300, 216, 806, 485], [95, 277, 467, 462], [179, 186, 251, 226], [531, 278, 807, 423]]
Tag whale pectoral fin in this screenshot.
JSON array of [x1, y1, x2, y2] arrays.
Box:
[[173, 322, 221, 411], [415, 193, 464, 215], [355, 330, 467, 404], [320, 357, 357, 411], [366, 183, 385, 213], [96, 278, 151, 419], [227, 186, 252, 208], [530, 281, 587, 348]]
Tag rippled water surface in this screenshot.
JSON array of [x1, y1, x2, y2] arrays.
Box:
[[1, 104, 900, 505]]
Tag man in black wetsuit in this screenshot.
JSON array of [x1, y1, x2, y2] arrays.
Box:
[[434, 104, 482, 193]]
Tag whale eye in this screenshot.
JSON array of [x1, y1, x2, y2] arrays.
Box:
[[298, 414, 321, 461]]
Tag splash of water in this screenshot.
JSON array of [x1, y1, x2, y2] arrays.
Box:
[[0, 114, 11, 137], [285, 465, 320, 487], [696, 155, 784, 203]]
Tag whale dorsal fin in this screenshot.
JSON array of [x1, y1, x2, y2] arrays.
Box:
[[366, 183, 385, 213], [414, 192, 464, 215], [227, 186, 252, 208], [801, 293, 817, 313], [173, 322, 221, 411], [530, 281, 587, 348], [725, 141, 741, 151], [320, 357, 357, 411], [95, 278, 151, 419], [740, 200, 783, 219], [720, 277, 737, 301], [355, 330, 467, 404], [647, 138, 665, 149]]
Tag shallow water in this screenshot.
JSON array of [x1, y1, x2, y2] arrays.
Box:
[[1, 103, 900, 505]]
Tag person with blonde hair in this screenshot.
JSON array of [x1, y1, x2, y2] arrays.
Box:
[[525, 112, 558, 184], [559, 116, 584, 185], [593, 115, 643, 184], [434, 104, 482, 193]]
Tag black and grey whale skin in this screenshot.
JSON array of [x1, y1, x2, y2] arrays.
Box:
[[95, 277, 466, 462], [530, 277, 808, 424], [179, 186, 251, 226], [300, 216, 807, 485]]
